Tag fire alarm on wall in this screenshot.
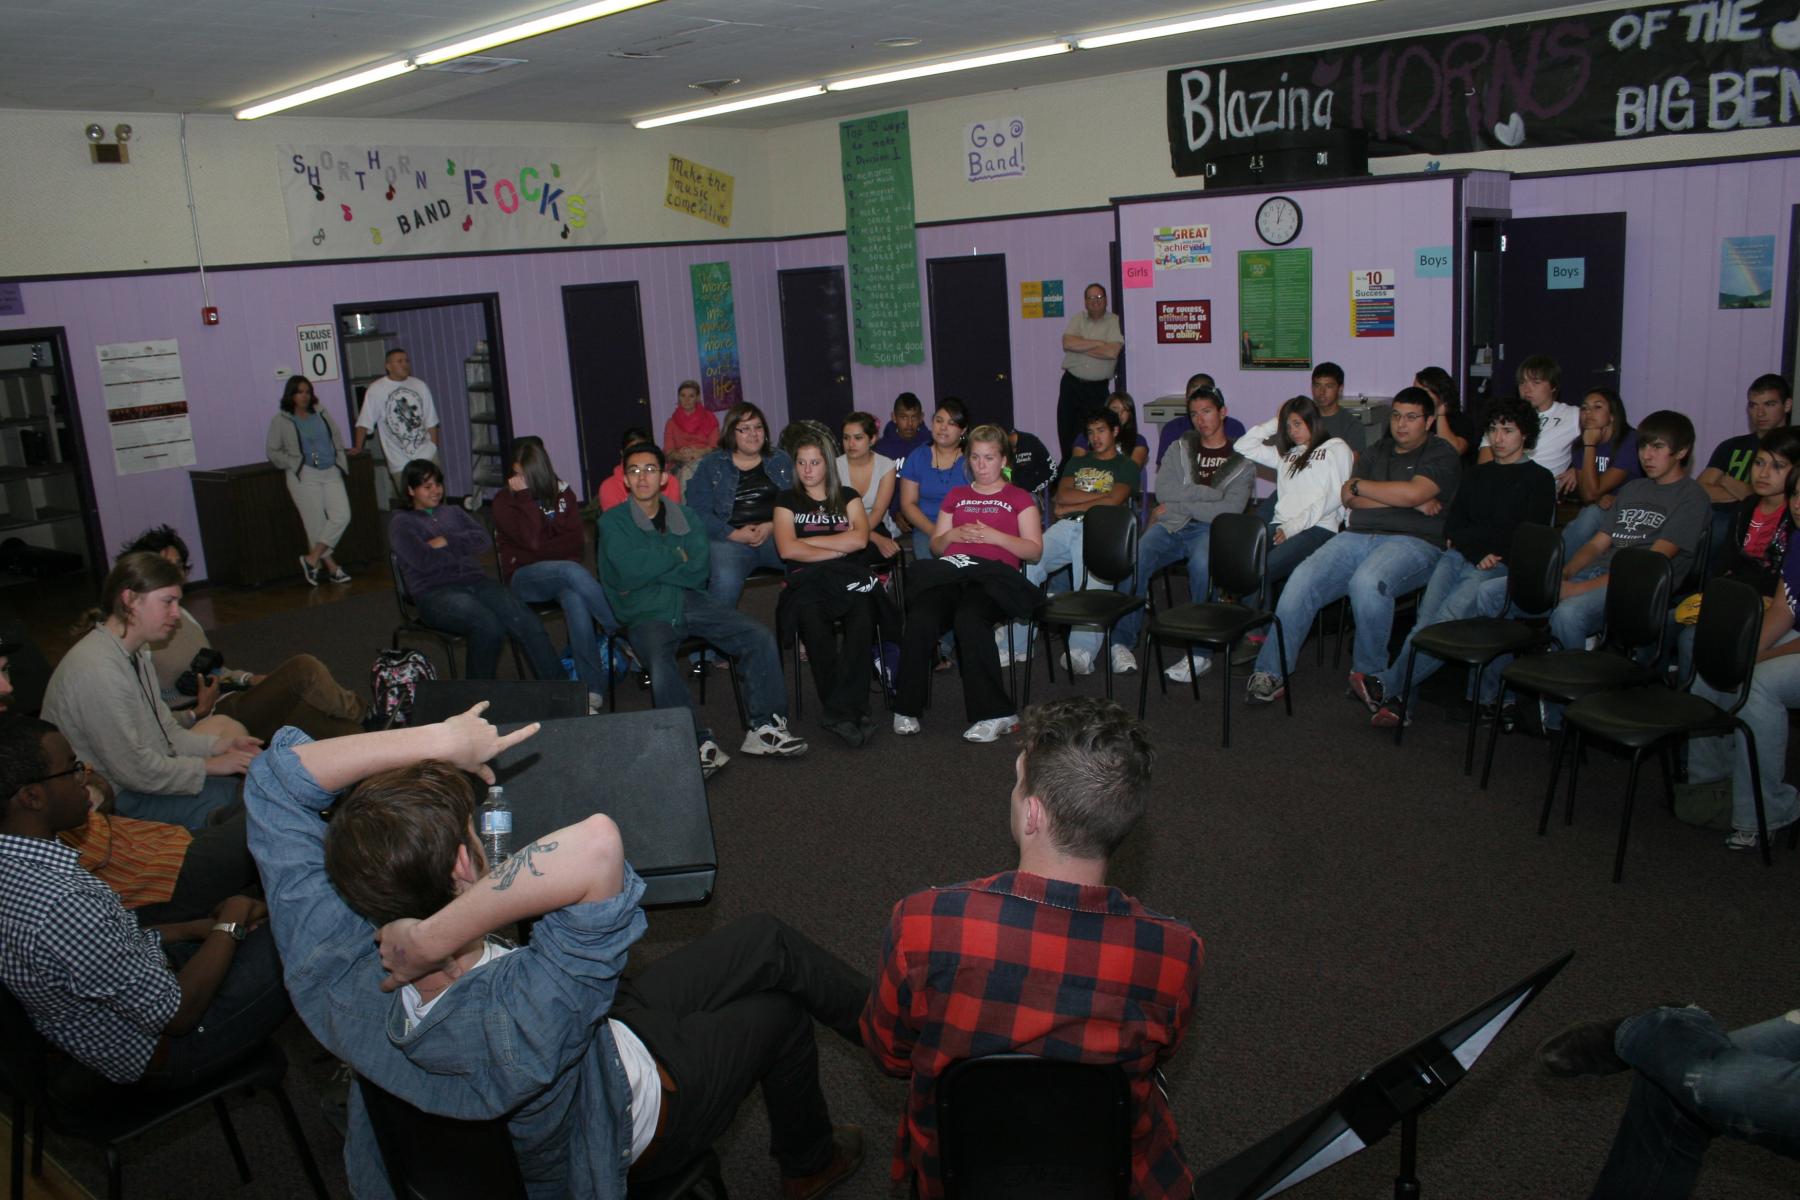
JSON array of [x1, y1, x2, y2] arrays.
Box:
[[201, 307, 220, 326]]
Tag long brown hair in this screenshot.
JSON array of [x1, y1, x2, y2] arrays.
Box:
[[75, 551, 182, 637], [510, 436, 561, 508]]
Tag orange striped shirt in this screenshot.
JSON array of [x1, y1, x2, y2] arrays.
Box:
[[58, 813, 189, 909]]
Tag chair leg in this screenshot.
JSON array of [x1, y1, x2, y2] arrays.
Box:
[[1395, 648, 1418, 749], [1738, 722, 1773, 868], [12, 1093, 25, 1199], [1481, 687, 1508, 791], [726, 660, 749, 731], [437, 636, 460, 679], [1274, 619, 1294, 717], [1614, 748, 1646, 884], [1137, 642, 1151, 718], [270, 1083, 332, 1200], [1219, 641, 1233, 748], [107, 1145, 122, 1200], [1539, 727, 1569, 836], [791, 636, 803, 720], [606, 636, 621, 714], [1565, 728, 1585, 828], [1187, 646, 1202, 703], [1022, 623, 1037, 707], [213, 1096, 253, 1182], [29, 1106, 41, 1176], [1656, 742, 1678, 810], [1101, 629, 1114, 701], [1462, 665, 1485, 776], [1332, 597, 1350, 671]]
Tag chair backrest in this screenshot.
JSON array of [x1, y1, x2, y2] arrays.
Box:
[[1206, 512, 1269, 604], [357, 1076, 528, 1200], [389, 551, 421, 617], [1080, 505, 1140, 588], [1678, 520, 1713, 596], [0, 982, 53, 1108], [1601, 548, 1673, 655], [1690, 576, 1764, 700], [1505, 524, 1565, 616], [934, 1054, 1130, 1200]]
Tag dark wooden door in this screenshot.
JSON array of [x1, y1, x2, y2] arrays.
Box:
[[1494, 213, 1626, 400], [562, 282, 652, 498], [927, 254, 1014, 428], [778, 267, 855, 427]]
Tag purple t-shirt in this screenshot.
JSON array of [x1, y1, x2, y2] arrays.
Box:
[[1592, 430, 1642, 481]]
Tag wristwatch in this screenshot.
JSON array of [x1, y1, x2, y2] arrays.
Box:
[[1349, 479, 1361, 498], [210, 921, 248, 942]]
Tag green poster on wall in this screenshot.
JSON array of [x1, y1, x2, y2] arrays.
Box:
[[840, 111, 924, 366], [1237, 249, 1313, 370]]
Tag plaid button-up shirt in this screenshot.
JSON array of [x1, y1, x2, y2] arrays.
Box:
[[860, 870, 1204, 1199], [0, 833, 180, 1083]]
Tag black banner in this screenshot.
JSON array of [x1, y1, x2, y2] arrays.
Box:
[[1166, 1, 1800, 174]]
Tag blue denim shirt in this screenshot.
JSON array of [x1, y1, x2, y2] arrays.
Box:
[[245, 729, 648, 1199], [684, 449, 796, 539]]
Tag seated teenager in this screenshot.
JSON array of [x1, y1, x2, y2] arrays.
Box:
[[1247, 387, 1462, 706], [1071, 391, 1150, 469], [1414, 365, 1478, 460], [1480, 354, 1581, 494], [1013, 406, 1144, 676], [873, 391, 929, 462], [1114, 387, 1254, 683], [598, 427, 682, 511], [837, 411, 899, 557], [1233, 394, 1353, 588], [892, 425, 1042, 743], [1559, 388, 1640, 556], [1698, 374, 1794, 576], [1361, 395, 1556, 727], [1685, 470, 1800, 850], [42, 553, 261, 830], [684, 401, 796, 618], [777, 429, 881, 748], [1712, 428, 1800, 594], [495, 435, 619, 712], [390, 459, 563, 684], [864, 697, 1203, 1199], [0, 717, 285, 1092], [661, 379, 719, 480], [244, 708, 866, 1199], [0, 665, 257, 925], [123, 526, 365, 743], [896, 398, 970, 561], [1154, 374, 1249, 470], [599, 443, 806, 777]]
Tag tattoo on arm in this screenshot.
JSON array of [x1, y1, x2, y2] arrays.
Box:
[[489, 839, 559, 891]]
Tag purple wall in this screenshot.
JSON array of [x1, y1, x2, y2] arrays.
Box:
[[381, 302, 485, 496], [0, 207, 1113, 579], [1116, 175, 1461, 432], [1509, 155, 1798, 462]]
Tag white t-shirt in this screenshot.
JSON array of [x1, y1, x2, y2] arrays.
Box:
[[357, 375, 439, 468], [400, 938, 662, 1162], [1484, 401, 1580, 476]]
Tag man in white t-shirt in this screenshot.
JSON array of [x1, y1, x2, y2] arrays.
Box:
[[1481, 354, 1580, 493], [352, 348, 440, 493]]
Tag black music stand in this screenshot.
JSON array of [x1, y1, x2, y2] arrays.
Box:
[[1198, 951, 1572, 1200]]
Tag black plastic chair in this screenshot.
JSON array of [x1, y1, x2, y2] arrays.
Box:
[[1, 985, 328, 1200], [934, 1054, 1129, 1200], [388, 551, 529, 681], [1392, 525, 1564, 773], [1557, 577, 1797, 882], [1024, 506, 1146, 703], [1138, 512, 1293, 747], [1481, 548, 1675, 794], [358, 1076, 728, 1200]]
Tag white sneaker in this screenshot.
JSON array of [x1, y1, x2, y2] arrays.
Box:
[[586, 692, 605, 715], [1164, 654, 1213, 683], [962, 715, 1020, 743], [893, 714, 922, 735], [741, 714, 808, 757], [1062, 647, 1095, 676], [1110, 645, 1138, 674], [698, 739, 730, 778]]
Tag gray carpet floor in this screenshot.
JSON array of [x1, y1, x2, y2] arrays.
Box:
[[27, 583, 1800, 1199]]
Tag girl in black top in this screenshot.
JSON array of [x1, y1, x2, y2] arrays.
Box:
[[775, 429, 877, 747]]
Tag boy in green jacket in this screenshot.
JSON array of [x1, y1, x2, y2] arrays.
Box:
[[599, 444, 806, 777]]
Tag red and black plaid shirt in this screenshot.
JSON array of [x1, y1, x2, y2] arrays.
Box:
[[860, 870, 1204, 1199]]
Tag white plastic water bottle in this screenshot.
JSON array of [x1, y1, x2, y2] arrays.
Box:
[[479, 785, 511, 865]]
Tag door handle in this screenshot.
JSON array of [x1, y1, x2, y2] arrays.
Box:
[[835, 375, 846, 384], [995, 373, 1008, 382], [637, 397, 647, 406]]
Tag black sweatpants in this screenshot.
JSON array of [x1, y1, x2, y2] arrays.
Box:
[[896, 584, 1014, 723]]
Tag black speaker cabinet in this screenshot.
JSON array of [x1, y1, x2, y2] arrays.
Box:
[[412, 679, 587, 727], [488, 709, 715, 908], [1202, 127, 1369, 188]]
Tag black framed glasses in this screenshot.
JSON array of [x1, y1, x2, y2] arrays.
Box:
[[30, 760, 85, 785]]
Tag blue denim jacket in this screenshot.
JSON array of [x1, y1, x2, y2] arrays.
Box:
[[245, 729, 649, 1199], [684, 449, 796, 539]]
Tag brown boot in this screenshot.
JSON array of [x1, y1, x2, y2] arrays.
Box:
[[781, 1125, 863, 1200]]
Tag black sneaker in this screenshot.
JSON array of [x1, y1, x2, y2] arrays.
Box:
[[1537, 1018, 1629, 1077], [1347, 672, 1385, 713]]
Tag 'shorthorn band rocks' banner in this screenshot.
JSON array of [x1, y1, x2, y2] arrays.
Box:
[[276, 145, 602, 259], [1166, 1, 1800, 173]]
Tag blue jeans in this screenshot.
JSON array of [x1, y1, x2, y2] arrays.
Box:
[[1537, 564, 1611, 728], [626, 590, 787, 741], [114, 775, 242, 832], [1267, 524, 1334, 590], [1689, 632, 1800, 834], [417, 578, 564, 681], [1117, 520, 1211, 656], [708, 537, 784, 609], [1376, 551, 1511, 710], [510, 559, 619, 694], [1562, 501, 1612, 559], [1591, 1005, 1800, 1199], [149, 927, 291, 1089], [1252, 532, 1442, 677]]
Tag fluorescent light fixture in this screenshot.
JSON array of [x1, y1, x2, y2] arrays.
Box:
[[1077, 0, 1380, 50], [236, 60, 415, 120], [415, 0, 662, 65], [633, 85, 827, 129], [826, 42, 1070, 91]]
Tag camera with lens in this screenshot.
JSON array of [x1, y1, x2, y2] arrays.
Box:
[[175, 647, 247, 697]]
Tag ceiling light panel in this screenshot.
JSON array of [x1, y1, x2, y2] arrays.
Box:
[[826, 41, 1071, 91], [235, 60, 415, 120], [415, 0, 665, 64], [1077, 0, 1382, 50], [633, 84, 826, 128]]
